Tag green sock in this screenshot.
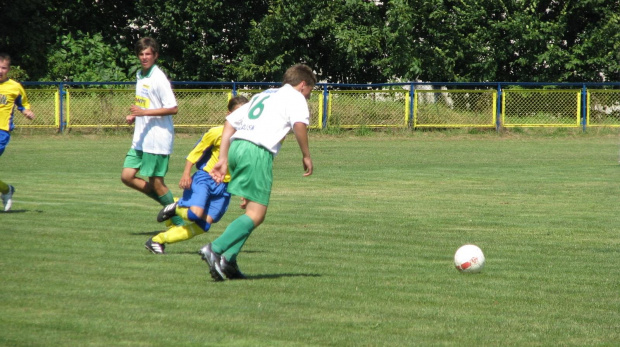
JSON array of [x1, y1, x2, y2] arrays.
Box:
[[146, 190, 160, 203], [158, 191, 185, 226], [212, 214, 255, 262]]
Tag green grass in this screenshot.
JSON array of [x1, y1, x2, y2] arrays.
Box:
[[1, 131, 619, 346]]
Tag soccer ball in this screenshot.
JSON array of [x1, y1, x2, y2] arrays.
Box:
[[454, 244, 485, 273]]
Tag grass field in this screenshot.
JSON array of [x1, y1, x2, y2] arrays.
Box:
[[1, 130, 619, 346]]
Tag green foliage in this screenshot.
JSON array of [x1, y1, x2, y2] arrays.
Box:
[[7, 65, 29, 81], [45, 32, 133, 82], [3, 0, 620, 83]]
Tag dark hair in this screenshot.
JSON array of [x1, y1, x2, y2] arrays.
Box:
[[282, 64, 317, 88], [135, 37, 159, 56], [228, 95, 249, 112], [0, 53, 11, 64]]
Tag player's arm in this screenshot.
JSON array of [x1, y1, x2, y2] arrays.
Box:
[[210, 121, 235, 183], [129, 105, 178, 117], [293, 122, 312, 176], [15, 92, 35, 120], [179, 160, 194, 190]]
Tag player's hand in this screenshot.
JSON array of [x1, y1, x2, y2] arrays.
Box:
[[23, 109, 35, 120], [302, 157, 313, 176], [179, 175, 192, 190], [125, 115, 136, 125], [129, 105, 144, 116], [210, 161, 228, 184]]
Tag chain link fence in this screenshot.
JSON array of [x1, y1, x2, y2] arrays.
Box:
[[13, 89, 59, 129], [15, 82, 620, 131], [587, 89, 620, 127], [502, 89, 581, 127], [414, 89, 496, 128], [327, 90, 409, 128]]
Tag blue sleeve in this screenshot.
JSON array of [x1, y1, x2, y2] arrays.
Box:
[[15, 95, 25, 112]]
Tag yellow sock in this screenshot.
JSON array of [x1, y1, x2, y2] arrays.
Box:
[[0, 180, 8, 194], [152, 223, 204, 244], [176, 206, 190, 221]]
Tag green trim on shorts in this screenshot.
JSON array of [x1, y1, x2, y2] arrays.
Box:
[[123, 148, 169, 177], [226, 140, 273, 206]]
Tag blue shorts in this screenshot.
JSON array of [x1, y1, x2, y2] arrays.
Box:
[[178, 170, 231, 223], [0, 130, 10, 157]]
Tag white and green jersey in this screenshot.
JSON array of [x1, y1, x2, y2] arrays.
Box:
[[227, 84, 309, 155], [131, 65, 177, 155]]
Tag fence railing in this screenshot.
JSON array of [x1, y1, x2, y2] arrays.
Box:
[[16, 81, 620, 132]]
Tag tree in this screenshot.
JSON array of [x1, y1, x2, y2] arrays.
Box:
[[44, 32, 132, 82], [130, 0, 270, 81], [0, 0, 56, 80], [229, 0, 386, 83]]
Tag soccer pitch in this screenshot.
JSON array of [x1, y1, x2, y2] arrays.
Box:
[[1, 131, 618, 346]]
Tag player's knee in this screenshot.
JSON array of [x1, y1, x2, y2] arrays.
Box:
[[120, 169, 136, 186], [120, 173, 132, 186]]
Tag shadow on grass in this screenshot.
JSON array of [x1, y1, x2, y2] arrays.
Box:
[[244, 273, 322, 280], [1, 209, 43, 213], [130, 230, 166, 236], [176, 250, 263, 255]]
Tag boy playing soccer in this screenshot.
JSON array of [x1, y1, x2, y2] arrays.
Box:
[[120, 37, 185, 227], [0, 53, 35, 211], [146, 96, 249, 256], [200, 64, 316, 281]]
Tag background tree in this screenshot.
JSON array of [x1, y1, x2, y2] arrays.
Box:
[[44, 32, 132, 82], [229, 0, 386, 83], [130, 0, 270, 81], [2, 0, 619, 83]]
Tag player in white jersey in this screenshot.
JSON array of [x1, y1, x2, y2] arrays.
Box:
[[120, 37, 185, 227], [199, 64, 316, 280]]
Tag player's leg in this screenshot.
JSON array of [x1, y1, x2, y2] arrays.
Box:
[[149, 176, 185, 226], [121, 149, 150, 192], [164, 170, 210, 225], [0, 131, 14, 211], [212, 201, 265, 262], [207, 140, 272, 279], [0, 179, 14, 212], [146, 223, 205, 254], [138, 152, 184, 226]]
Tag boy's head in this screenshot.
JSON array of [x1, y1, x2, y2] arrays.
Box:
[[283, 64, 317, 100], [135, 37, 159, 72], [135, 37, 159, 56], [227, 95, 249, 113], [0, 53, 11, 82]]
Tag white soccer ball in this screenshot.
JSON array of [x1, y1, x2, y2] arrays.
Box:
[[454, 244, 485, 273]]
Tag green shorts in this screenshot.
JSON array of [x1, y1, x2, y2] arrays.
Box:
[[227, 140, 274, 206], [123, 148, 169, 177]]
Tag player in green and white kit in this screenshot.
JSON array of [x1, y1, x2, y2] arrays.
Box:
[[121, 37, 185, 227], [200, 64, 316, 280]]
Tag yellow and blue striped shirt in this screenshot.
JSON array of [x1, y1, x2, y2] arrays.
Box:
[[186, 126, 231, 183], [0, 79, 31, 132]]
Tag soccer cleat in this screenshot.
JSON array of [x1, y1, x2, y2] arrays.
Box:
[[220, 256, 247, 280], [198, 243, 225, 281], [1, 185, 15, 212], [157, 202, 178, 223], [145, 238, 165, 254]]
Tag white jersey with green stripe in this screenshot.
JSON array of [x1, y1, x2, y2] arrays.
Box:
[[227, 84, 309, 155], [131, 65, 177, 155]]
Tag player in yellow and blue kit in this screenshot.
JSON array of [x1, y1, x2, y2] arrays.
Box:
[[0, 53, 35, 211], [145, 96, 249, 257]]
